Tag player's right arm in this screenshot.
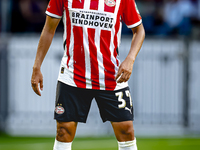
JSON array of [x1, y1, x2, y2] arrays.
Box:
[[31, 16, 61, 96]]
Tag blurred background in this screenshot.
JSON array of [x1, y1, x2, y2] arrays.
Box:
[[0, 0, 200, 150]]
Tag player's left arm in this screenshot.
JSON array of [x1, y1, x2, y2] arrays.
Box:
[[115, 23, 145, 83]]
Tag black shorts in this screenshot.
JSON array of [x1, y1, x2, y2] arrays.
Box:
[[54, 81, 134, 123]]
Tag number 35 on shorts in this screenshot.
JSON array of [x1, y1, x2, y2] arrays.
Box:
[[115, 90, 133, 108]]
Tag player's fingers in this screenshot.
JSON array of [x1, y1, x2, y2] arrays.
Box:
[[124, 73, 131, 82], [117, 71, 131, 83], [117, 72, 126, 83], [40, 78, 43, 91], [34, 86, 41, 96], [115, 68, 123, 81], [31, 80, 37, 89], [31, 80, 41, 96]]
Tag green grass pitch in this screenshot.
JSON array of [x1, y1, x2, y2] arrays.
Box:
[[0, 133, 200, 150]]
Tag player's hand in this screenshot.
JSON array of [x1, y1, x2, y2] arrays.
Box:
[[115, 57, 134, 83], [31, 67, 43, 96]]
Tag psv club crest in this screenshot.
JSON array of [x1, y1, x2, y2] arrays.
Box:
[[105, 0, 116, 7], [55, 106, 65, 114]]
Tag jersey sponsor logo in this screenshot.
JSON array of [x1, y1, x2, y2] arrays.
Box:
[[55, 106, 65, 114], [71, 10, 114, 30], [105, 0, 116, 7]]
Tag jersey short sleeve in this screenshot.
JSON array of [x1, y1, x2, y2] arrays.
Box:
[[46, 0, 64, 18], [121, 0, 142, 28]]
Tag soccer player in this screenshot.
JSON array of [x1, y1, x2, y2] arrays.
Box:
[[31, 0, 145, 149]]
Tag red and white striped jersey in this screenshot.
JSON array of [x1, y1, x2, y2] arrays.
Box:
[[46, 0, 142, 91]]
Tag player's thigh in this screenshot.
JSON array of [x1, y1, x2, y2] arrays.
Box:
[[111, 121, 135, 142], [95, 87, 134, 122], [56, 121, 78, 142], [55, 81, 95, 123]]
